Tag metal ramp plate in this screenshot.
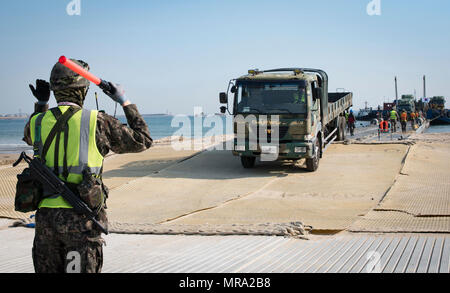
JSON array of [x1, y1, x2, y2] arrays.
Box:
[[1, 228, 449, 273]]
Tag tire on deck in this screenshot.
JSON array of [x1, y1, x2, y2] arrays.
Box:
[[306, 138, 320, 172], [241, 156, 256, 168]]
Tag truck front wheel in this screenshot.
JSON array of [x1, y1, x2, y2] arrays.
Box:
[[241, 156, 256, 168], [306, 139, 320, 172]]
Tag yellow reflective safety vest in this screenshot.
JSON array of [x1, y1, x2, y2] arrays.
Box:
[[390, 110, 397, 120], [30, 106, 104, 209]]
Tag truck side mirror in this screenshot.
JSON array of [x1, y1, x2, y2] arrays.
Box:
[[230, 86, 237, 94], [313, 88, 323, 100], [220, 92, 228, 104], [220, 106, 227, 114]]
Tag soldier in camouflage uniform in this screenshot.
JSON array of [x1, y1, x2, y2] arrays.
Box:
[[23, 59, 152, 273]]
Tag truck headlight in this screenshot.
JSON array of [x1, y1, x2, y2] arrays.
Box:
[[295, 147, 307, 153]]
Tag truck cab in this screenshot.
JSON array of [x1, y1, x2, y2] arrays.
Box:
[[397, 95, 416, 114], [219, 68, 352, 172]]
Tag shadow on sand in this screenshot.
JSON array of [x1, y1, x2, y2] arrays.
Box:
[[102, 150, 309, 180]]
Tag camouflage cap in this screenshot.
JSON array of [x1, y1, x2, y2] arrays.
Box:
[[50, 59, 90, 91]]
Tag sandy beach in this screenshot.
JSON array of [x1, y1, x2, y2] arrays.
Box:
[[0, 154, 17, 165], [0, 153, 22, 166]]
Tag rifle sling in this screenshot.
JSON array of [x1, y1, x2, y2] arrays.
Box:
[[49, 108, 71, 180], [50, 108, 62, 176], [40, 107, 80, 171]]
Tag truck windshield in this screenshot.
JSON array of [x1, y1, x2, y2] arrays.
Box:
[[235, 82, 307, 114]]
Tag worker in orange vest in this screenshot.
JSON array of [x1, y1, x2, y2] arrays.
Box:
[[400, 110, 408, 133], [410, 112, 416, 129], [415, 111, 421, 125]]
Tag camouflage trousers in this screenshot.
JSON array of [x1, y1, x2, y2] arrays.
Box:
[[32, 208, 106, 273]]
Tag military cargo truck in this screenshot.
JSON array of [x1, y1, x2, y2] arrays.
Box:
[[397, 95, 416, 114], [219, 68, 353, 172], [429, 96, 445, 110]]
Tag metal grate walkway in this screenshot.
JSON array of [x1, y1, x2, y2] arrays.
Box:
[[0, 227, 448, 273]]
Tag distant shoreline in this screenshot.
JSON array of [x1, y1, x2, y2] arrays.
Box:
[[0, 117, 29, 120]]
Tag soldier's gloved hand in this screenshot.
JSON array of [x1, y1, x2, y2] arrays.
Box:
[[102, 82, 128, 106], [29, 79, 50, 105]]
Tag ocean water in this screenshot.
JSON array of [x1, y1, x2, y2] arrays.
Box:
[[427, 124, 450, 133], [0, 115, 232, 154], [127, 115, 232, 141], [0, 119, 30, 153]]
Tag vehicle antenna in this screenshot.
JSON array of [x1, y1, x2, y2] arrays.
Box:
[[95, 92, 99, 111]]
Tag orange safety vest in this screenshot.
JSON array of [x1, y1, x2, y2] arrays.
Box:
[[401, 112, 407, 121], [410, 112, 416, 119]]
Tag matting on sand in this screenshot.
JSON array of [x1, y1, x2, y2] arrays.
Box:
[[349, 135, 450, 233], [107, 144, 409, 232], [348, 210, 450, 233], [0, 164, 31, 220], [374, 142, 450, 217], [1, 139, 418, 234], [102, 147, 199, 190], [0, 141, 201, 221]]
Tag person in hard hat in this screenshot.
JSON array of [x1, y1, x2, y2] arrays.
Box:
[[390, 108, 399, 133], [400, 110, 408, 133], [415, 111, 421, 126], [22, 59, 153, 273], [348, 110, 356, 136], [345, 111, 349, 131], [410, 111, 416, 129]]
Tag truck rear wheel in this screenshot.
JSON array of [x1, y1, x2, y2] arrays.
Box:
[[306, 139, 320, 172], [241, 156, 256, 168]]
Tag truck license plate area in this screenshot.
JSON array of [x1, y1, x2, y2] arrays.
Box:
[[261, 146, 278, 154]]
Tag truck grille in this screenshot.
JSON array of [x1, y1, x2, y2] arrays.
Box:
[[278, 126, 289, 139]]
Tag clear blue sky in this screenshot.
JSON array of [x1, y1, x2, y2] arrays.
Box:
[[1, 0, 449, 115]]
